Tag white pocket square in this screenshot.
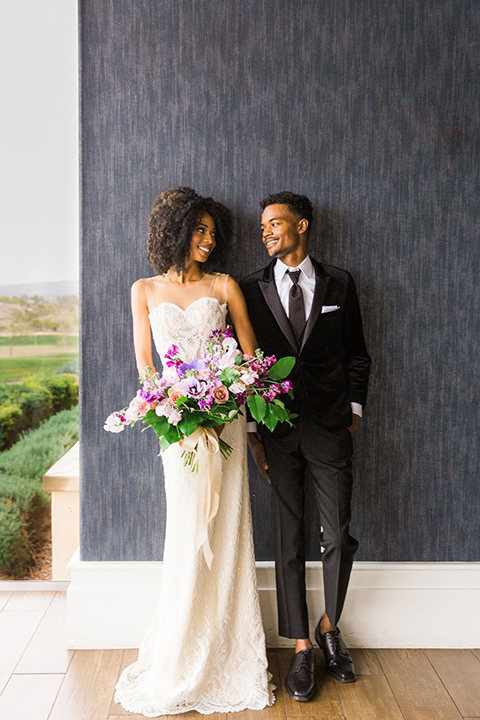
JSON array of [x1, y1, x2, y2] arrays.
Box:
[[321, 305, 340, 313]]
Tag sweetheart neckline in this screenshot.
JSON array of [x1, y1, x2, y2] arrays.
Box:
[[148, 296, 227, 317]]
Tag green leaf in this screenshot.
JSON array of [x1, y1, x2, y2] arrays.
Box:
[[247, 394, 267, 422], [219, 367, 240, 385], [143, 413, 171, 436], [176, 396, 193, 408], [144, 409, 159, 424], [269, 402, 289, 423], [179, 412, 203, 437], [158, 435, 171, 452], [262, 403, 279, 432], [202, 417, 225, 427], [164, 426, 181, 444], [268, 356, 296, 381], [235, 353, 243, 365]]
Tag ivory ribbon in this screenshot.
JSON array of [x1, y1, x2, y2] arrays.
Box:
[[182, 426, 223, 569]]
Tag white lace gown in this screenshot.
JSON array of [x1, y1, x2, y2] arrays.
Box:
[[114, 276, 275, 717]]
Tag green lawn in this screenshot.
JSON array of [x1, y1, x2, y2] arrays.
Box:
[[0, 355, 79, 382], [0, 335, 78, 347]]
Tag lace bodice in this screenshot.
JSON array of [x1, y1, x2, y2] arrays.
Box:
[[144, 274, 229, 361], [149, 297, 227, 361]]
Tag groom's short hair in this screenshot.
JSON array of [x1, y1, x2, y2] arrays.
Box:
[[260, 191, 313, 229]]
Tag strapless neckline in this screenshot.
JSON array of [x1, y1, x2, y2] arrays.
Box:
[[148, 296, 226, 318]]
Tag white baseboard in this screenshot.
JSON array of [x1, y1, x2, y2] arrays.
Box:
[[66, 548, 480, 649]]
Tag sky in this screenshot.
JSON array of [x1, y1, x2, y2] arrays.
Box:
[[0, 1, 78, 287]]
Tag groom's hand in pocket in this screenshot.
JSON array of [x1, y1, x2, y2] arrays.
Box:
[[247, 433, 270, 483]]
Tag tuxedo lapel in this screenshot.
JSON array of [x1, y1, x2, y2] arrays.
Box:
[[300, 259, 330, 353], [258, 263, 299, 353]]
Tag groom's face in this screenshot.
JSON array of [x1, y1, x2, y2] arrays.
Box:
[[261, 204, 306, 260]]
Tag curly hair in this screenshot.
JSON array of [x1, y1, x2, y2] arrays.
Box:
[[147, 187, 233, 274], [260, 191, 313, 231]]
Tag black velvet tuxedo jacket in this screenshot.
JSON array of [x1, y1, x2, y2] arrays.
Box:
[[240, 258, 371, 433]]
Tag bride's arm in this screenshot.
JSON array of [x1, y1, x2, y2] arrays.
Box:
[[131, 279, 156, 375], [225, 276, 258, 356]]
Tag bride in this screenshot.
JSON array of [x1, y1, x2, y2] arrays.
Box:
[[114, 187, 275, 717]]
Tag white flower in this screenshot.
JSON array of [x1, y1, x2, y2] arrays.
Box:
[[104, 413, 125, 433], [163, 369, 179, 385], [156, 401, 182, 425], [222, 337, 238, 352], [168, 408, 183, 425], [124, 406, 141, 422], [229, 381, 245, 394], [240, 370, 258, 385], [218, 341, 239, 369], [155, 403, 169, 417]]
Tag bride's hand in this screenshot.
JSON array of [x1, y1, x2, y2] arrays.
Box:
[[214, 424, 225, 437]]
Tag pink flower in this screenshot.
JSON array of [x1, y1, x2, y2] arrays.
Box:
[[262, 389, 276, 402], [168, 386, 186, 403], [212, 384, 229, 404]]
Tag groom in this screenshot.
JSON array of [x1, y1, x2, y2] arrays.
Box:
[[240, 192, 371, 701]]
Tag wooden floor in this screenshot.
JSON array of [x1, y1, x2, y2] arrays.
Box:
[[1, 591, 480, 720]]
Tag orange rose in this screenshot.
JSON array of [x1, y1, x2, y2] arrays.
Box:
[[212, 385, 229, 404], [168, 386, 185, 403]]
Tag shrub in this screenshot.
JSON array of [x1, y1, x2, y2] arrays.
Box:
[[0, 405, 79, 576], [42, 374, 79, 413], [0, 373, 78, 451], [0, 405, 22, 449]]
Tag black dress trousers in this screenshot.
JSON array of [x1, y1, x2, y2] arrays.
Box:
[[262, 412, 359, 639]]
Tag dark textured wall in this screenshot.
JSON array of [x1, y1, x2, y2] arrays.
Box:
[[80, 0, 480, 562]]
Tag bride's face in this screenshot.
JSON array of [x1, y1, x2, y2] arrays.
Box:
[[189, 212, 217, 264]]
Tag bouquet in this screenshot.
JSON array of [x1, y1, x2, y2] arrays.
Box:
[[104, 325, 296, 461], [104, 326, 296, 568]]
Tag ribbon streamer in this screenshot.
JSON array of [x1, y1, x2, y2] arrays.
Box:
[[182, 426, 223, 569]]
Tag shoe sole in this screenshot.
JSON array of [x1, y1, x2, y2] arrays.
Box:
[[325, 667, 356, 683]]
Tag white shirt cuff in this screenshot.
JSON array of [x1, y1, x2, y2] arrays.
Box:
[[351, 402, 363, 418], [246, 422, 258, 433]]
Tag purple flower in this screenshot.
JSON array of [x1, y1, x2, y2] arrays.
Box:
[[177, 358, 208, 377], [236, 392, 247, 405], [282, 380, 293, 392], [180, 377, 207, 398], [198, 396, 214, 411], [164, 344, 182, 367], [140, 388, 160, 403]]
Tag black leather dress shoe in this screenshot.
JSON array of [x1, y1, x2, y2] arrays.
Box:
[[284, 647, 316, 702], [315, 624, 356, 683]]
